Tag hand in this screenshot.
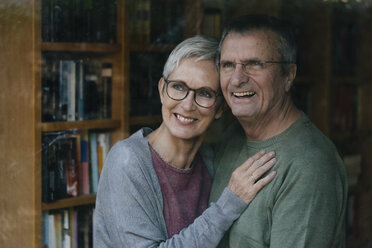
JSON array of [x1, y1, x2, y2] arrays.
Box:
[[227, 150, 277, 204]]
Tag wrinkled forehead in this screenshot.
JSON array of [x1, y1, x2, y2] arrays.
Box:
[[221, 30, 281, 61]]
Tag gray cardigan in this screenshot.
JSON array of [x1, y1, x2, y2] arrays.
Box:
[[93, 128, 247, 248]]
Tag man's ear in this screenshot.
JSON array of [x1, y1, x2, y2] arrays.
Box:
[[158, 77, 165, 104], [285, 64, 297, 92]]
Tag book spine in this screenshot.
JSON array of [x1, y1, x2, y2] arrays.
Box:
[[101, 64, 112, 119], [89, 132, 99, 193], [80, 130, 90, 195], [67, 61, 76, 121], [76, 60, 84, 121]]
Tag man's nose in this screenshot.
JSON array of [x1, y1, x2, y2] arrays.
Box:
[[230, 64, 249, 86]]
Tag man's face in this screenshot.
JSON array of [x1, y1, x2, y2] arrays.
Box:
[[219, 31, 291, 122]]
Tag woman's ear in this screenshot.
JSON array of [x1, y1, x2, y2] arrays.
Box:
[[158, 77, 165, 104]]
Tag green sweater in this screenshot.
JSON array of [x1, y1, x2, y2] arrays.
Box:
[[209, 113, 347, 248]]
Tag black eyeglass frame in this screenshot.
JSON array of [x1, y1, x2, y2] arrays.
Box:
[[163, 77, 222, 108]]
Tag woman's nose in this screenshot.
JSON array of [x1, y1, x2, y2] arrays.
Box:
[[181, 91, 196, 111]]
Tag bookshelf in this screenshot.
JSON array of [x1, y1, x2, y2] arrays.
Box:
[[127, 0, 202, 133], [1, 0, 126, 247], [2, 0, 372, 247]]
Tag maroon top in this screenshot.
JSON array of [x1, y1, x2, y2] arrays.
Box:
[[149, 144, 212, 237]]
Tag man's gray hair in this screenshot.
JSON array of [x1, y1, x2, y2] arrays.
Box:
[[163, 35, 219, 79]]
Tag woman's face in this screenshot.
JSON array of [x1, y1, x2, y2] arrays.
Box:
[[159, 57, 223, 141]]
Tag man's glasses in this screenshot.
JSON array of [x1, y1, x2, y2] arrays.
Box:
[[163, 78, 221, 108], [219, 59, 294, 75]]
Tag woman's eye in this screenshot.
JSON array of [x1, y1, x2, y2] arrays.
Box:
[[172, 83, 185, 91], [198, 89, 213, 98]]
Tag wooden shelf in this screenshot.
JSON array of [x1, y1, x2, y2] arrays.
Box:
[[42, 194, 96, 211], [130, 115, 163, 126], [41, 119, 121, 132], [42, 42, 122, 53]]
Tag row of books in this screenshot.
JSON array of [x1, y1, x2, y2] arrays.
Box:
[[42, 130, 111, 203], [42, 0, 117, 43], [42, 58, 112, 122], [42, 207, 93, 248], [129, 52, 164, 116], [129, 0, 185, 44], [129, 0, 151, 44]]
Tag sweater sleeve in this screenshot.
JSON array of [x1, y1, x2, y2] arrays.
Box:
[[269, 154, 347, 248], [93, 139, 248, 248]]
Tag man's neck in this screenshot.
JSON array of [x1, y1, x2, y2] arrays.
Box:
[[239, 103, 301, 142]]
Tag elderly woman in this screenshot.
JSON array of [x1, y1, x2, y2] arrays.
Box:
[[94, 36, 276, 247]]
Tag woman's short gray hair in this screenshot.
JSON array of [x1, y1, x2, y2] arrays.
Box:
[[163, 35, 219, 79]]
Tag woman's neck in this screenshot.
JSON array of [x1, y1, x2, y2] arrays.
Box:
[[147, 124, 204, 169]]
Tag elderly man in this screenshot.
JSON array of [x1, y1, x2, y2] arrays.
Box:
[[209, 14, 347, 248]]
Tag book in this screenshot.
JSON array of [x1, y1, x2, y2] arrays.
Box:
[[42, 59, 112, 122], [67, 60, 76, 121], [41, 0, 117, 43], [65, 135, 80, 198], [42, 132, 58, 202], [97, 132, 111, 175], [99, 64, 112, 119], [42, 212, 49, 248], [80, 130, 90, 195], [43, 208, 93, 248], [42, 132, 80, 202], [62, 209, 72, 248], [84, 61, 102, 120], [54, 211, 63, 248], [42, 57, 60, 122], [76, 59, 84, 121], [48, 213, 56, 248], [77, 207, 93, 248], [89, 132, 99, 193], [59, 60, 70, 121]]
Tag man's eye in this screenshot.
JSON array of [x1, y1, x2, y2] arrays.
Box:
[[247, 60, 264, 67], [221, 62, 234, 68]]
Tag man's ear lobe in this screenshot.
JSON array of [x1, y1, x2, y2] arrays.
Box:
[[285, 64, 297, 92]]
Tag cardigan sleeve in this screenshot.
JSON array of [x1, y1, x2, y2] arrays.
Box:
[[93, 135, 248, 248]]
